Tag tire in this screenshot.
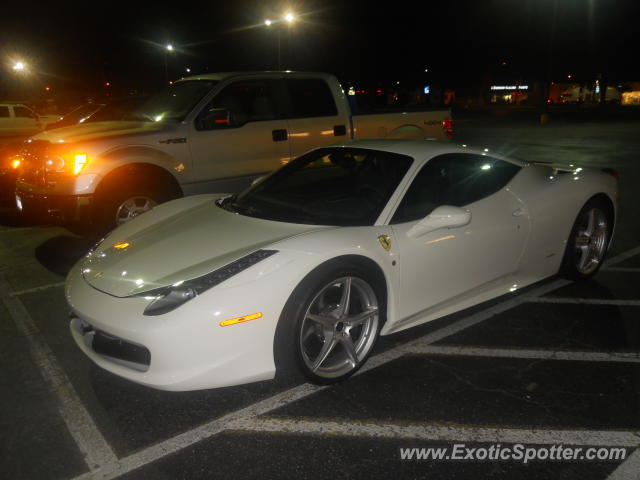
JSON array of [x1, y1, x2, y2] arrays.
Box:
[[94, 177, 177, 234], [274, 261, 385, 385], [559, 197, 612, 280]]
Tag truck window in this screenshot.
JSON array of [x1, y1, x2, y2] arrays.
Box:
[[285, 79, 338, 118], [14, 106, 36, 119], [0, 106, 9, 117], [129, 80, 217, 122], [195, 80, 279, 130]]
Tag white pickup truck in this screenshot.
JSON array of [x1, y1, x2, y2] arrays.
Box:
[[0, 103, 60, 138], [15, 71, 453, 231]]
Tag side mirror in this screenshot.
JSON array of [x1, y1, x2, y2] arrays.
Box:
[[195, 108, 231, 131], [407, 205, 471, 238]]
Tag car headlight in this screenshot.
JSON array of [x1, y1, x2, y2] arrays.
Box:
[[139, 249, 278, 316]]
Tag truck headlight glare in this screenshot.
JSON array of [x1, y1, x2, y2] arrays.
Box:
[[74, 153, 88, 175]]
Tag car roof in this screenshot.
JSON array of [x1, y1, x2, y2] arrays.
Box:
[[329, 139, 527, 167]]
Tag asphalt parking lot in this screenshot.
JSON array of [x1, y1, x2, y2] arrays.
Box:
[[1, 111, 640, 480]]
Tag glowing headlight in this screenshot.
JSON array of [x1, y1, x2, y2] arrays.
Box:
[[45, 151, 89, 176], [138, 250, 278, 316], [73, 153, 88, 175]]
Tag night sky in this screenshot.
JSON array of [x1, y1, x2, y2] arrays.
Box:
[[1, 0, 639, 98]]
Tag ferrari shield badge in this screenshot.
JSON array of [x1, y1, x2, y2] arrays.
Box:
[[378, 235, 392, 251]]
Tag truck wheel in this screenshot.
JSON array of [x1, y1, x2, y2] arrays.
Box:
[[96, 179, 176, 233]]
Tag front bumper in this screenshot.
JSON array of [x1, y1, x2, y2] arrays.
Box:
[[15, 188, 93, 224], [0, 170, 17, 206], [65, 265, 285, 391]]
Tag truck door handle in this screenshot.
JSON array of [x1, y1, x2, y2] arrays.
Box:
[[333, 125, 347, 136], [272, 129, 288, 142], [512, 208, 525, 217]]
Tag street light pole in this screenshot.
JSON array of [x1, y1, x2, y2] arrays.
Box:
[[265, 12, 296, 71], [164, 44, 174, 84]]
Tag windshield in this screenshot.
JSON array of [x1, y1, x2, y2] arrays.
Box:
[[221, 147, 413, 226], [124, 80, 218, 122]]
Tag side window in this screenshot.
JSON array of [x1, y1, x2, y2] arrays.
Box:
[[14, 106, 36, 119], [285, 79, 338, 118], [195, 80, 277, 130], [0, 106, 9, 118], [392, 153, 520, 224]]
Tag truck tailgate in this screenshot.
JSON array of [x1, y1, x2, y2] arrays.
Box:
[[352, 110, 452, 141]]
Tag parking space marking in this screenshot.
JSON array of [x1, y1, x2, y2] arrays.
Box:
[[10, 281, 66, 297], [71, 383, 328, 480], [603, 246, 640, 268], [607, 448, 640, 479], [233, 417, 640, 448], [529, 298, 640, 307], [405, 345, 640, 363], [604, 267, 640, 273], [0, 274, 117, 471], [357, 279, 571, 375]]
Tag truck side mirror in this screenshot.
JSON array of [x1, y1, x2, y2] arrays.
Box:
[[195, 108, 232, 131]]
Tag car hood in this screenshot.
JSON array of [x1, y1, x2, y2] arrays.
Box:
[[81, 195, 325, 297], [34, 120, 167, 144]]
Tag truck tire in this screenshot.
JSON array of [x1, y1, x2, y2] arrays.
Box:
[[94, 177, 178, 233]]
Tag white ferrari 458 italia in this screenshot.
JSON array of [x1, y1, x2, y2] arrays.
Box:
[[67, 139, 618, 391]]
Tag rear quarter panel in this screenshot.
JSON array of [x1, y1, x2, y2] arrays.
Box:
[[508, 164, 618, 278]]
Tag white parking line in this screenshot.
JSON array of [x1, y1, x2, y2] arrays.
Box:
[[530, 297, 640, 307], [235, 417, 640, 448], [604, 267, 640, 273], [72, 383, 328, 480], [10, 281, 66, 297], [0, 275, 117, 471], [406, 345, 640, 363], [603, 246, 640, 268]]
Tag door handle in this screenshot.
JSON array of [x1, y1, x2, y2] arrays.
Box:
[[333, 125, 347, 136], [272, 129, 288, 142], [512, 208, 525, 217]]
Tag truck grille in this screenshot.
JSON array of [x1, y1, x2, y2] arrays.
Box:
[[17, 141, 49, 186]]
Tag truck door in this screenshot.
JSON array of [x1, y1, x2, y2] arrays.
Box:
[[283, 78, 350, 160], [186, 79, 291, 195]]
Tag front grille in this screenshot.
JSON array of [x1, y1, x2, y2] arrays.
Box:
[[92, 330, 151, 370], [18, 141, 48, 186]]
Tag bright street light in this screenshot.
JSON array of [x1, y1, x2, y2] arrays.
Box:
[[284, 12, 295, 23], [12, 61, 26, 71], [166, 44, 174, 51], [264, 19, 272, 26]]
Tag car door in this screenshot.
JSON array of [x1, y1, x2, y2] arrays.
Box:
[[12, 106, 41, 136], [187, 79, 291, 194], [282, 78, 349, 159], [390, 153, 529, 320]]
